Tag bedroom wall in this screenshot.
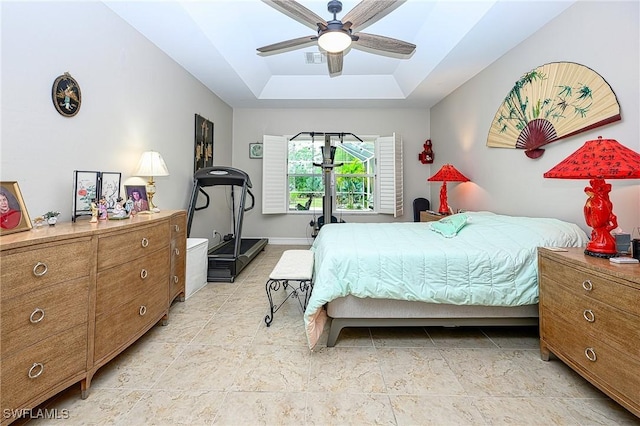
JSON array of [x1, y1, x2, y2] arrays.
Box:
[[231, 108, 430, 243], [0, 1, 233, 243], [430, 0, 640, 235]]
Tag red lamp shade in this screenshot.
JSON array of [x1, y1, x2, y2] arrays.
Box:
[[544, 136, 640, 258], [428, 164, 470, 214]]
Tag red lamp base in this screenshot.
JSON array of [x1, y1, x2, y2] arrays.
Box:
[[438, 181, 450, 214], [583, 178, 618, 259]]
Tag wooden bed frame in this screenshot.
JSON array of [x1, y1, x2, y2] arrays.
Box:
[[325, 295, 539, 346]]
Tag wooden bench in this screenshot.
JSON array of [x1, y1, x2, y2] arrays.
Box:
[[264, 250, 314, 326]]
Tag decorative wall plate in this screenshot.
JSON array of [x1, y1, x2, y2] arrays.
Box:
[[52, 72, 81, 117], [487, 62, 621, 158]]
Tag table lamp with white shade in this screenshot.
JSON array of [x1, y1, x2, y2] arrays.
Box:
[[134, 151, 169, 211]]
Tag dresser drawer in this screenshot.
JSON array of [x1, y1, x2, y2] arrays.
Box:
[[170, 212, 186, 241], [97, 222, 169, 271], [96, 248, 169, 316], [541, 279, 640, 358], [540, 258, 640, 317], [1, 278, 89, 358], [0, 239, 92, 301], [94, 282, 168, 362], [542, 312, 640, 412], [0, 324, 87, 412]]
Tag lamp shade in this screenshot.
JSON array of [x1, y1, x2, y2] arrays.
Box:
[[318, 30, 352, 53], [543, 137, 640, 179], [428, 164, 470, 182], [135, 151, 170, 177]]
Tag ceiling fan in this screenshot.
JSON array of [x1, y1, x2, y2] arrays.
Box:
[[257, 0, 416, 75]]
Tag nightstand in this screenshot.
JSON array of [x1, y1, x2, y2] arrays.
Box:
[[420, 211, 448, 222], [538, 247, 640, 417]]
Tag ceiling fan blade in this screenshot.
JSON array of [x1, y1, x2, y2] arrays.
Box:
[[342, 0, 405, 31], [353, 32, 415, 55], [327, 52, 344, 75], [262, 0, 327, 31], [257, 35, 317, 54]]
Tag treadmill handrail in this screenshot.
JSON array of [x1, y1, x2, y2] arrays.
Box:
[[245, 189, 255, 211]]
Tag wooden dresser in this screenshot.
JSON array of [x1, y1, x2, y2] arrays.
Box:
[[538, 247, 640, 417], [0, 210, 186, 425]]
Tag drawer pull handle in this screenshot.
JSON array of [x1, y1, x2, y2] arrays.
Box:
[[33, 262, 48, 277], [29, 308, 45, 324], [139, 305, 147, 316], [173, 275, 179, 284], [582, 280, 593, 291], [174, 225, 180, 232], [583, 309, 595, 322], [585, 347, 597, 362], [28, 362, 44, 379], [174, 248, 180, 256], [140, 269, 148, 279], [141, 237, 149, 248]]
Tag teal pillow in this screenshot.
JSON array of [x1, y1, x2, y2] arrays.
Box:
[[429, 213, 469, 238]]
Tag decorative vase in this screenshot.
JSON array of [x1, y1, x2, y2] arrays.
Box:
[[47, 217, 57, 226]]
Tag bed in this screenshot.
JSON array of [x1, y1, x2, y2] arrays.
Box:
[[304, 211, 589, 349]]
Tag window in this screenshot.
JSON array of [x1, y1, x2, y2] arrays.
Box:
[[262, 133, 403, 217]]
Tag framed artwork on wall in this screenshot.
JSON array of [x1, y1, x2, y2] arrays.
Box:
[[73, 170, 100, 222], [249, 142, 263, 159], [194, 114, 214, 173], [0, 181, 32, 235]]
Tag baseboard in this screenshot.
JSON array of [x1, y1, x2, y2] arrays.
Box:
[[253, 237, 314, 246]]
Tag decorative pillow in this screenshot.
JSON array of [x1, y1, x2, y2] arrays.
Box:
[[429, 213, 469, 238]]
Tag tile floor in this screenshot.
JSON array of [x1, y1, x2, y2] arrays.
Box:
[[27, 245, 639, 425]]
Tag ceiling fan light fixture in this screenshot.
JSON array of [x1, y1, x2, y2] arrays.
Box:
[[318, 30, 351, 53]]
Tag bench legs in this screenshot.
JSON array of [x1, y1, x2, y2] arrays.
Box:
[[264, 278, 313, 326]]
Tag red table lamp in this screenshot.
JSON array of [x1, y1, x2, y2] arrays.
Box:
[[428, 164, 470, 214], [544, 136, 640, 258]]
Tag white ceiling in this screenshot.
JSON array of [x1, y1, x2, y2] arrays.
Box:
[[104, 0, 576, 109]]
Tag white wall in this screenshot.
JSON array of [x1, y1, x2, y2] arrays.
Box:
[[0, 1, 233, 244], [232, 108, 429, 242], [430, 1, 640, 235]]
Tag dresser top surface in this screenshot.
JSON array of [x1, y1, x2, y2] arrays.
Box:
[[539, 247, 640, 285], [0, 210, 185, 251]]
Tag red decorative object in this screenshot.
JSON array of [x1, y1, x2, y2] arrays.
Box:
[[544, 136, 640, 258], [419, 139, 434, 164], [427, 164, 470, 214]]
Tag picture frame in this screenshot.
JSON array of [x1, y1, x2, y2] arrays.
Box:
[[52, 72, 81, 117], [100, 172, 122, 211], [72, 170, 100, 222], [249, 142, 263, 159], [0, 181, 32, 235], [124, 185, 150, 213], [194, 114, 214, 173]]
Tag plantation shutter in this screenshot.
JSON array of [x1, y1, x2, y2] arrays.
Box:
[[262, 135, 288, 214], [376, 133, 403, 217]]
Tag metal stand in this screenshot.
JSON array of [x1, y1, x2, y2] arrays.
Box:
[[264, 278, 313, 326]]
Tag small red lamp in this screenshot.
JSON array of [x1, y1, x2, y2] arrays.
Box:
[[428, 164, 470, 214], [544, 136, 640, 258]]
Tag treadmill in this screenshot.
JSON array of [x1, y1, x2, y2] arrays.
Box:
[[186, 166, 268, 282]]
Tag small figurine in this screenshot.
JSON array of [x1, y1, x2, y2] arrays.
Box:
[[90, 199, 98, 223], [125, 195, 135, 216], [111, 197, 128, 219], [98, 196, 108, 220]]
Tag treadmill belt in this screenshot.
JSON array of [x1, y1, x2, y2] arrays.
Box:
[[210, 238, 263, 255]]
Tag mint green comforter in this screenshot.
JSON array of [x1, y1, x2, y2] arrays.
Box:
[[305, 212, 589, 348]]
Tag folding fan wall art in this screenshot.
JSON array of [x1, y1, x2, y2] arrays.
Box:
[[487, 62, 621, 158]]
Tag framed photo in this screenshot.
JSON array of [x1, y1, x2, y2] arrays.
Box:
[[124, 185, 150, 213], [249, 142, 263, 159], [0, 181, 32, 235], [100, 172, 121, 212], [194, 114, 214, 173], [73, 170, 99, 222]]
